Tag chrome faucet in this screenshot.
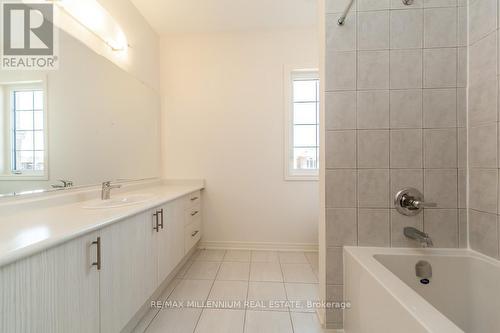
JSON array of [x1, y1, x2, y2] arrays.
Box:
[[404, 227, 433, 248], [101, 181, 122, 200], [395, 188, 437, 216]]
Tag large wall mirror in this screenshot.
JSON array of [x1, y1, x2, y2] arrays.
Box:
[[0, 30, 161, 196]]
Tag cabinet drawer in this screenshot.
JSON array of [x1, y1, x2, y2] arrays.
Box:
[[184, 219, 202, 253], [184, 203, 201, 226], [184, 191, 201, 208]]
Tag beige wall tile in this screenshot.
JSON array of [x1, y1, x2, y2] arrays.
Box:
[[469, 210, 499, 258], [326, 131, 357, 168], [390, 129, 423, 168], [326, 91, 356, 130], [357, 130, 390, 168], [358, 209, 390, 246], [326, 169, 357, 208], [424, 169, 458, 208], [358, 169, 390, 208], [390, 89, 423, 129], [424, 209, 458, 248], [423, 48, 457, 88], [469, 168, 498, 214], [326, 208, 358, 246], [357, 90, 390, 129], [358, 50, 390, 90], [424, 128, 457, 168]]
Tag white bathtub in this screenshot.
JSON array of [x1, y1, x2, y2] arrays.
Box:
[[344, 247, 500, 333]]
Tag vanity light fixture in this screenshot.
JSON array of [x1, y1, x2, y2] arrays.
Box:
[[49, 0, 128, 51]]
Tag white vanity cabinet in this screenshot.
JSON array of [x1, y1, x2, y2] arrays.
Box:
[[99, 210, 158, 333], [0, 189, 202, 333], [0, 232, 100, 333]]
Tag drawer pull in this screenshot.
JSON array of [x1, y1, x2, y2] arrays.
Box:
[[191, 230, 199, 237], [191, 210, 199, 216], [190, 196, 199, 201], [91, 237, 101, 270]]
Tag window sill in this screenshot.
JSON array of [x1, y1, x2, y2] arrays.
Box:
[[285, 174, 319, 182], [0, 174, 48, 181]]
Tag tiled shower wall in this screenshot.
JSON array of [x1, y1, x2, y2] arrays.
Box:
[[323, 0, 467, 328], [468, 0, 500, 259]]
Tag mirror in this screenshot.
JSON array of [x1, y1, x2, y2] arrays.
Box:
[[0, 30, 161, 196]]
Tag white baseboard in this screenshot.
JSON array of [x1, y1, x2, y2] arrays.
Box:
[[198, 240, 318, 252]]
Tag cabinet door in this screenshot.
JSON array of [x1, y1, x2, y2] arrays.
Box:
[[169, 199, 185, 272], [0, 232, 100, 333], [99, 211, 157, 333], [156, 199, 185, 284]]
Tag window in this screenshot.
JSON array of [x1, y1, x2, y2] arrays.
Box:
[[0, 81, 47, 179], [285, 69, 319, 180], [12, 89, 45, 174]]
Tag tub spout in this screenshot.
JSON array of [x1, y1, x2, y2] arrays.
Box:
[[404, 227, 433, 248]]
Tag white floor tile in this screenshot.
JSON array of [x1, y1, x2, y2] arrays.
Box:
[[185, 261, 221, 280], [216, 262, 250, 281], [195, 249, 226, 262], [168, 279, 213, 303], [249, 262, 283, 282], [281, 264, 318, 283], [207, 280, 248, 309], [290, 312, 325, 333], [244, 310, 293, 333], [223, 250, 251, 262], [285, 283, 319, 312], [251, 250, 279, 263], [146, 308, 202, 333], [247, 281, 287, 312], [194, 309, 245, 333], [278, 252, 309, 264]]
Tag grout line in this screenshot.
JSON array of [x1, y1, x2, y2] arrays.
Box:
[[190, 251, 226, 333]]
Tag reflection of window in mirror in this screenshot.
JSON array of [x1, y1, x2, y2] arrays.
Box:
[[0, 81, 48, 180]]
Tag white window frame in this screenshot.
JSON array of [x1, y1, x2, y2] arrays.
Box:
[[284, 67, 319, 181], [0, 80, 49, 180]]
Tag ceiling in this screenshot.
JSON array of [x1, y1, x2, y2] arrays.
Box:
[[130, 0, 318, 35]]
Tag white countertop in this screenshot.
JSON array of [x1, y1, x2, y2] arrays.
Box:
[[0, 181, 203, 267]]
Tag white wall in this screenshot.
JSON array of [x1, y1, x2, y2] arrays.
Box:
[[160, 28, 319, 247], [56, 0, 160, 92]]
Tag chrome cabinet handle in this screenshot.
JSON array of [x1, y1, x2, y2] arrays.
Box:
[[158, 209, 164, 229], [190, 196, 199, 201], [153, 212, 159, 232], [91, 237, 101, 270], [191, 211, 199, 216], [191, 230, 199, 237]]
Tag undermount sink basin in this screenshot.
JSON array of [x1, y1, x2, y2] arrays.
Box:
[[82, 193, 156, 209]]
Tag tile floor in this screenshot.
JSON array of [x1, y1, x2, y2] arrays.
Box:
[[135, 249, 335, 333]]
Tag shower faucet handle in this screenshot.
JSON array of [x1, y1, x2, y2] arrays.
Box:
[[411, 199, 437, 209], [395, 188, 436, 216]]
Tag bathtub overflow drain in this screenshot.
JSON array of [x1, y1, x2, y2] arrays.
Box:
[[415, 260, 432, 284]]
